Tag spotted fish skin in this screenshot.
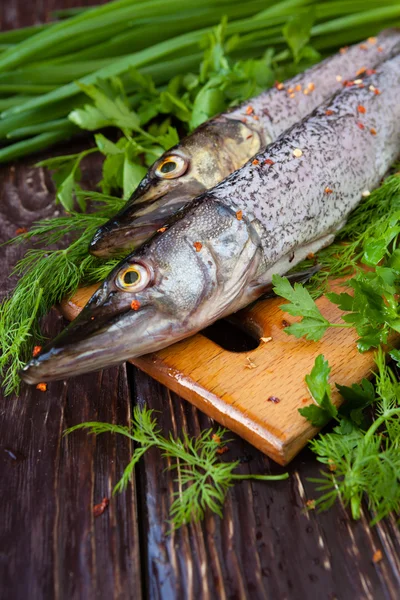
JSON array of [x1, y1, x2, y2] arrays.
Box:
[[90, 30, 400, 257], [20, 54, 400, 384], [212, 55, 400, 273]]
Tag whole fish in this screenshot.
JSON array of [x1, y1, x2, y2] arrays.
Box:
[[21, 53, 400, 383], [89, 30, 400, 257]]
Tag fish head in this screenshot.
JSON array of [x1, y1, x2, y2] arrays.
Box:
[[21, 197, 266, 383], [89, 117, 262, 257]]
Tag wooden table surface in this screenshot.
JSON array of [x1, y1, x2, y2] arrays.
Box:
[[1, 2, 400, 599]]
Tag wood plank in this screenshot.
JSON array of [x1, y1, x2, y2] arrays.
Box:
[[132, 367, 400, 599], [0, 169, 142, 600], [64, 274, 394, 465], [2, 3, 400, 599], [0, 2, 142, 591]]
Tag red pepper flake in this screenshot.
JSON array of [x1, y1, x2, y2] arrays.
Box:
[[130, 300, 141, 310], [295, 84, 302, 92], [253, 115, 259, 121], [252, 159, 259, 166], [359, 43, 368, 50], [370, 127, 377, 135], [245, 105, 254, 115], [324, 187, 333, 194], [216, 446, 229, 455], [157, 226, 167, 233], [36, 383, 47, 392], [287, 87, 294, 94], [366, 68, 376, 76], [368, 37, 377, 45], [282, 319, 290, 328], [15, 227, 27, 235], [212, 434, 221, 444], [267, 396, 280, 404], [274, 81, 285, 90], [357, 84, 365, 89], [339, 46, 348, 54], [325, 109, 334, 116], [372, 550, 383, 564], [307, 253, 315, 260], [301, 397, 309, 404], [264, 158, 274, 166], [246, 134, 253, 140], [356, 67, 366, 76], [193, 241, 202, 252], [328, 459, 337, 472], [377, 46, 383, 52], [357, 105, 366, 114], [374, 88, 381, 95], [32, 345, 42, 357], [236, 210, 243, 221], [343, 80, 354, 88], [93, 497, 109, 517], [356, 122, 365, 130]]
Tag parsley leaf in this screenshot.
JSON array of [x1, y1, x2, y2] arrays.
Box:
[[272, 274, 331, 341], [282, 9, 316, 63], [299, 355, 337, 427]]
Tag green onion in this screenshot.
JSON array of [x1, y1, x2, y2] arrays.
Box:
[[0, 0, 399, 162]]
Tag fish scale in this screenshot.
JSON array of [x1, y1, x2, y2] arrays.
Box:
[[89, 29, 400, 257], [20, 52, 400, 383], [212, 59, 400, 271]]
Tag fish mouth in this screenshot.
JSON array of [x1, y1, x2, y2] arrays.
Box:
[[89, 181, 206, 257], [89, 218, 163, 257], [20, 303, 157, 384]]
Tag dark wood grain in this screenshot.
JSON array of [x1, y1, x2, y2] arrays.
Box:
[[0, 5, 141, 597], [132, 368, 400, 600], [1, 2, 400, 600]]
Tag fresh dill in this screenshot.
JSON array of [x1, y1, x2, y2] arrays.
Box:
[[307, 349, 400, 523], [66, 406, 288, 531], [0, 193, 123, 395]]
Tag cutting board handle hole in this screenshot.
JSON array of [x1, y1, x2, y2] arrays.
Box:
[[201, 319, 260, 353]]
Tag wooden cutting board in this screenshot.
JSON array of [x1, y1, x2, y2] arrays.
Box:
[[61, 278, 382, 465]]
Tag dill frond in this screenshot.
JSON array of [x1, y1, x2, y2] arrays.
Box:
[[309, 350, 400, 523], [0, 194, 124, 395], [66, 406, 288, 531]]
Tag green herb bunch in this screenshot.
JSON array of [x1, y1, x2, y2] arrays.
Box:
[[272, 200, 400, 523], [66, 406, 288, 531], [1, 0, 399, 162]]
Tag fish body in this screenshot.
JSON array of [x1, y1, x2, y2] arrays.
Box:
[[21, 53, 400, 384], [89, 30, 400, 257]]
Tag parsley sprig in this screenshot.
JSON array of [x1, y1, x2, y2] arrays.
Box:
[[66, 406, 288, 531], [274, 231, 400, 523]]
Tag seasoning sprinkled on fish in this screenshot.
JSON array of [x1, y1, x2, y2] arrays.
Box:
[[89, 30, 400, 258], [21, 53, 400, 383]]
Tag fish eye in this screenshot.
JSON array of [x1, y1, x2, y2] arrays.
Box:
[[116, 263, 152, 292], [155, 154, 188, 179]]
